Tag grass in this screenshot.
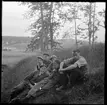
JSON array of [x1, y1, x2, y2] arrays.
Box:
[[1, 51, 42, 103], [1, 43, 104, 104], [53, 43, 104, 104], [2, 51, 41, 66]]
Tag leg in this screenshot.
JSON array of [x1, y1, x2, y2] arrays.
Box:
[[42, 80, 54, 90], [27, 80, 45, 97], [10, 81, 28, 100], [56, 73, 69, 90], [69, 70, 82, 87]]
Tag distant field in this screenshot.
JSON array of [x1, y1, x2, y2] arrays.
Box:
[[2, 51, 40, 67]]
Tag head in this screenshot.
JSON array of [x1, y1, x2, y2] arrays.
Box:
[[52, 59, 60, 70], [50, 55, 57, 62], [37, 56, 44, 65], [72, 49, 80, 59], [43, 53, 50, 60]]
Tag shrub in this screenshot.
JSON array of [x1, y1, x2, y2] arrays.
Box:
[[53, 43, 104, 103], [67, 66, 104, 104], [54, 43, 105, 69]]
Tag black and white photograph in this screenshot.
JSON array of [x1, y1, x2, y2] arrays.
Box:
[[2, 1, 105, 104]]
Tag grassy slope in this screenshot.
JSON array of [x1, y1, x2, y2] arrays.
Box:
[[1, 36, 104, 104], [2, 53, 41, 103]]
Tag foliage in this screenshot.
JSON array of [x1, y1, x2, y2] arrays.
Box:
[[21, 2, 64, 51], [20, 2, 105, 51], [53, 42, 104, 104], [54, 42, 105, 68], [79, 3, 104, 45], [1, 43, 104, 103]]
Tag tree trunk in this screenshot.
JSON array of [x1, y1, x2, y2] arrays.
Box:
[[88, 2, 92, 46], [92, 3, 96, 46], [49, 2, 53, 52], [40, 2, 44, 51], [74, 16, 78, 49], [74, 3, 78, 49]]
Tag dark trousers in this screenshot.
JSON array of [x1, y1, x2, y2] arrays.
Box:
[[10, 81, 30, 100], [58, 73, 69, 87], [59, 68, 84, 87]]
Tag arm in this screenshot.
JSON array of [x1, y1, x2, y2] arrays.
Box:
[[46, 70, 52, 76], [47, 63, 53, 72], [47, 71, 55, 79], [61, 57, 87, 71], [59, 58, 74, 72], [60, 61, 65, 69], [60, 57, 74, 69], [61, 63, 77, 71]]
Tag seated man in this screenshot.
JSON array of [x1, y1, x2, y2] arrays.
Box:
[[9, 56, 49, 101], [46, 55, 58, 72], [42, 53, 52, 68], [50, 55, 58, 62], [13, 60, 61, 103], [57, 49, 88, 90]]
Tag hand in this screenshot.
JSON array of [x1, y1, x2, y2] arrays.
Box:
[[59, 68, 65, 71], [40, 87, 42, 90], [59, 68, 62, 71], [34, 83, 37, 85]]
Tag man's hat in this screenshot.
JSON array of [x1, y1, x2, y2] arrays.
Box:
[[43, 53, 50, 56], [37, 56, 44, 60], [50, 55, 57, 60]]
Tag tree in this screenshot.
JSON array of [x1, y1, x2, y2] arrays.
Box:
[[58, 2, 83, 48], [88, 2, 92, 45], [98, 9, 105, 28], [49, 2, 53, 51], [21, 2, 64, 52], [78, 2, 100, 46], [40, 2, 44, 51]]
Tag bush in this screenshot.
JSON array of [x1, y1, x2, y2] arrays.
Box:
[[54, 43, 105, 69], [79, 43, 105, 69], [66, 66, 104, 104], [53, 43, 104, 103]]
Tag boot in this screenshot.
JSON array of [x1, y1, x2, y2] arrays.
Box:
[[9, 98, 21, 103]]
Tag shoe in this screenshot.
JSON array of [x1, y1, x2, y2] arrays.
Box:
[[9, 98, 21, 103]]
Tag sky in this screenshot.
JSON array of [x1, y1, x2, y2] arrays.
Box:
[[2, 2, 105, 42]]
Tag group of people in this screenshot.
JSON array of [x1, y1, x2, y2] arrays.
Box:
[[9, 49, 88, 103]]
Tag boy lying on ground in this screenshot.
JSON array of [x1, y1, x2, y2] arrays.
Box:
[[9, 56, 51, 102], [11, 59, 60, 103]]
